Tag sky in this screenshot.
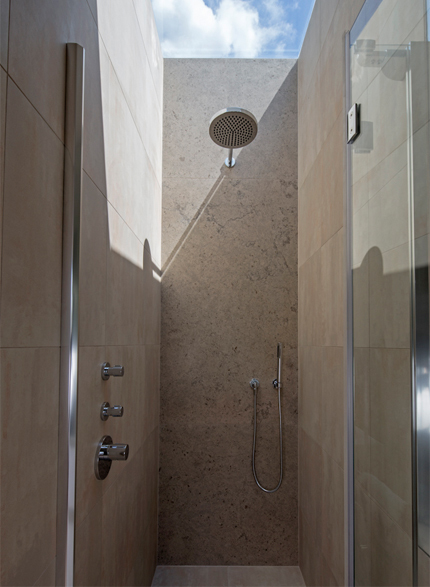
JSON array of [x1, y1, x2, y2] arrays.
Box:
[[151, 0, 316, 59]]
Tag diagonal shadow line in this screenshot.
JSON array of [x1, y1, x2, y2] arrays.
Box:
[[161, 171, 227, 275], [161, 62, 298, 278]]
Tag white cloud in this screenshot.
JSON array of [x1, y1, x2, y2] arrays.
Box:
[[152, 0, 296, 58]]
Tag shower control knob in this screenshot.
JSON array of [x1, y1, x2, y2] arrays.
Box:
[[101, 362, 124, 380], [100, 402, 124, 421], [95, 435, 129, 480]]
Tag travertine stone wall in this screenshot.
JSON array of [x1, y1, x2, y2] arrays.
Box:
[[159, 59, 298, 565], [0, 1, 162, 586], [297, 0, 365, 585]]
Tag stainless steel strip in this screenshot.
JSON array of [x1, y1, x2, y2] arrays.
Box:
[[56, 43, 85, 587], [344, 30, 355, 587]]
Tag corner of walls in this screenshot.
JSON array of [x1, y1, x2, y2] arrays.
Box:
[[298, 0, 365, 585]]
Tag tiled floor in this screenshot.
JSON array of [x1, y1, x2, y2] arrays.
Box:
[[151, 566, 306, 587]]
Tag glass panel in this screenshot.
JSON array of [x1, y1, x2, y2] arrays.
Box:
[[350, 0, 430, 585]]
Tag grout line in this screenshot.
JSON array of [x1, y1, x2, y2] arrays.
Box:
[[5, 73, 64, 144], [96, 28, 163, 183]]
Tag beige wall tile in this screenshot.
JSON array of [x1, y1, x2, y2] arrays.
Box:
[[1, 80, 63, 348], [418, 547, 430, 587], [319, 0, 350, 146], [321, 229, 345, 347], [143, 243, 161, 346], [298, 346, 322, 443], [368, 164, 409, 254], [370, 499, 413, 586], [369, 243, 411, 349], [298, 66, 321, 187], [321, 346, 344, 467], [1, 347, 59, 587], [106, 205, 144, 346], [298, 0, 320, 102], [320, 114, 344, 246], [298, 250, 322, 347], [75, 346, 106, 528], [74, 501, 103, 587], [0, 0, 9, 69], [298, 152, 322, 267], [353, 252, 370, 348], [8, 0, 97, 142], [79, 172, 108, 347], [33, 559, 56, 587], [369, 347, 412, 536], [321, 452, 344, 585], [132, 0, 163, 102], [354, 485, 372, 587], [0, 67, 6, 273], [299, 511, 322, 587], [299, 428, 323, 542], [353, 347, 371, 492], [103, 58, 161, 262]]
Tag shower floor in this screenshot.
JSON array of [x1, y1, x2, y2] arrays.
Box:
[[151, 565, 305, 586]]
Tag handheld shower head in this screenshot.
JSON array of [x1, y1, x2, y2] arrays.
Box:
[[209, 107, 258, 168]]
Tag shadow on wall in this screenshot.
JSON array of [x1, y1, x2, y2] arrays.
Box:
[[353, 245, 414, 587], [0, 1, 161, 586], [162, 67, 298, 275], [159, 63, 299, 566]]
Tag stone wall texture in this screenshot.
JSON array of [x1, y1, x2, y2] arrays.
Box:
[[159, 58, 299, 565]]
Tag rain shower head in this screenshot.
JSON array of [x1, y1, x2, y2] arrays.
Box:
[[209, 107, 258, 168]]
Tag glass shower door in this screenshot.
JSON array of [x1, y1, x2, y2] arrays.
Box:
[[349, 0, 430, 585]]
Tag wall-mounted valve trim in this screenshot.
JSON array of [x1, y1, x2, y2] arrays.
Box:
[[100, 402, 124, 421], [95, 435, 129, 480], [101, 362, 124, 380]]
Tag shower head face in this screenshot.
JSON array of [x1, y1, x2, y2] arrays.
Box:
[[209, 108, 258, 149]]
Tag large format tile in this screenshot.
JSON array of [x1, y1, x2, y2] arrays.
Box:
[[103, 56, 161, 258], [79, 172, 108, 347], [75, 345, 106, 528], [0, 0, 9, 69], [370, 499, 413, 587], [143, 243, 161, 346], [0, 66, 6, 274], [298, 429, 323, 543], [320, 229, 344, 347], [8, 0, 98, 142], [320, 346, 344, 467], [369, 243, 411, 349], [1, 80, 63, 348], [298, 346, 322, 444], [152, 566, 229, 587], [369, 348, 412, 536], [106, 204, 144, 346], [228, 566, 305, 587], [321, 452, 344, 586], [1, 347, 60, 587]]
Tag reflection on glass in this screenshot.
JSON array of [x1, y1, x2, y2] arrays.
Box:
[[350, 0, 430, 585]]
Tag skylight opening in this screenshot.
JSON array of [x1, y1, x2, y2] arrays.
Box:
[[151, 0, 316, 59]]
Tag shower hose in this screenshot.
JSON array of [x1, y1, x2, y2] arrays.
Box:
[[252, 381, 283, 493]]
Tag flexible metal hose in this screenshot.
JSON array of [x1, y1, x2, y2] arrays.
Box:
[[252, 383, 283, 493]]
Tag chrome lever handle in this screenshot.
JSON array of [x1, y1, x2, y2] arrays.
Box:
[[100, 402, 124, 421], [101, 362, 124, 380], [95, 436, 130, 480], [99, 441, 129, 461]]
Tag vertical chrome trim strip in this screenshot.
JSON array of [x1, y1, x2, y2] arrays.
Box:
[[405, 43, 419, 587], [56, 43, 85, 587], [344, 30, 355, 587]]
